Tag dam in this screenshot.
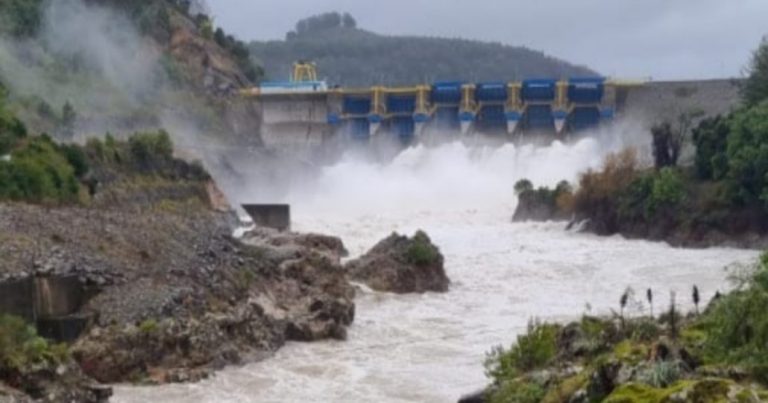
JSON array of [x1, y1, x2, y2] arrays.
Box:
[[242, 63, 742, 147]]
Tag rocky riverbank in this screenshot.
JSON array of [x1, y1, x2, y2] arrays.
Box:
[[469, 254, 768, 402], [511, 173, 768, 250], [0, 134, 359, 400]]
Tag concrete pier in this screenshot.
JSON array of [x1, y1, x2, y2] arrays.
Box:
[[242, 204, 291, 231]]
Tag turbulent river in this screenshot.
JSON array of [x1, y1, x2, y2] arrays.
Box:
[[114, 134, 758, 403]]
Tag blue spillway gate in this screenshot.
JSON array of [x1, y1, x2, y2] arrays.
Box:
[[343, 96, 372, 140], [343, 96, 371, 115], [568, 77, 605, 104], [569, 107, 601, 131], [328, 77, 612, 140], [386, 95, 416, 139], [566, 77, 605, 131], [522, 79, 557, 132], [524, 105, 555, 131], [475, 82, 507, 132], [522, 79, 556, 102], [386, 95, 416, 115], [431, 82, 463, 131]]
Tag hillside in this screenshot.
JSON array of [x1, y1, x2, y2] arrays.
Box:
[[249, 12, 597, 86], [0, 0, 263, 146]]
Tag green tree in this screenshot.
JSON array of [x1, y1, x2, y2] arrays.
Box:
[[725, 102, 768, 207], [743, 37, 768, 107], [692, 115, 731, 180]]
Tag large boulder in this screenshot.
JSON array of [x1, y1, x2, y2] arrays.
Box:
[[345, 230, 449, 293]]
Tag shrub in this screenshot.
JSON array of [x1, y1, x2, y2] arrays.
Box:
[[405, 230, 440, 266], [84, 131, 209, 181], [0, 136, 80, 203], [485, 321, 559, 382], [574, 149, 641, 232], [701, 252, 768, 381], [0, 99, 28, 155], [490, 379, 546, 403], [0, 315, 67, 373], [514, 179, 534, 195], [649, 168, 685, 211], [138, 319, 159, 335], [128, 130, 174, 171], [60, 144, 89, 178], [636, 360, 682, 388]]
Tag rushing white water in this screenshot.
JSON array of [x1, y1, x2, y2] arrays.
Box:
[[114, 136, 758, 403]]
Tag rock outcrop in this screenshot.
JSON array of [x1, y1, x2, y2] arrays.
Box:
[[512, 180, 573, 222], [345, 230, 449, 293]]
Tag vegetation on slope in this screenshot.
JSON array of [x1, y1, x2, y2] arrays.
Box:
[[0, 0, 263, 141], [0, 315, 68, 378], [483, 253, 768, 402], [249, 12, 596, 86], [0, 90, 206, 205]]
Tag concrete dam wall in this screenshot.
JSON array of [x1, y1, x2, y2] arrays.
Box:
[[616, 79, 741, 127], [247, 78, 743, 148]]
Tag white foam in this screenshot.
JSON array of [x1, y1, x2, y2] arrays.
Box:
[[113, 135, 757, 403]]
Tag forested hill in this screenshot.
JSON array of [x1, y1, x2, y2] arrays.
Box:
[[248, 12, 597, 86]]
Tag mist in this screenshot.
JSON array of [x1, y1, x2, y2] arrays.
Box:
[[0, 0, 167, 123], [227, 118, 653, 224]]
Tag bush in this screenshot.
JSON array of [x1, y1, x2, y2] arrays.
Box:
[[405, 230, 440, 266], [636, 360, 682, 388], [574, 149, 641, 232], [60, 144, 89, 178], [138, 319, 159, 335], [490, 379, 546, 403], [649, 168, 685, 211], [514, 179, 534, 195], [128, 129, 174, 171], [0, 315, 67, 374], [485, 321, 560, 382], [0, 97, 28, 155], [701, 252, 768, 380], [84, 131, 209, 181], [0, 136, 80, 203]]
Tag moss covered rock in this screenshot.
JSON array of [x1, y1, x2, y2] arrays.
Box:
[[345, 230, 449, 293]]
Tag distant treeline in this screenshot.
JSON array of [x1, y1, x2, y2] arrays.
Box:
[[249, 12, 596, 86]]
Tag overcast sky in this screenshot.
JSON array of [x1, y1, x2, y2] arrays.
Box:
[[208, 0, 767, 80]]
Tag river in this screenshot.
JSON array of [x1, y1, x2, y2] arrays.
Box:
[[113, 135, 758, 402]]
